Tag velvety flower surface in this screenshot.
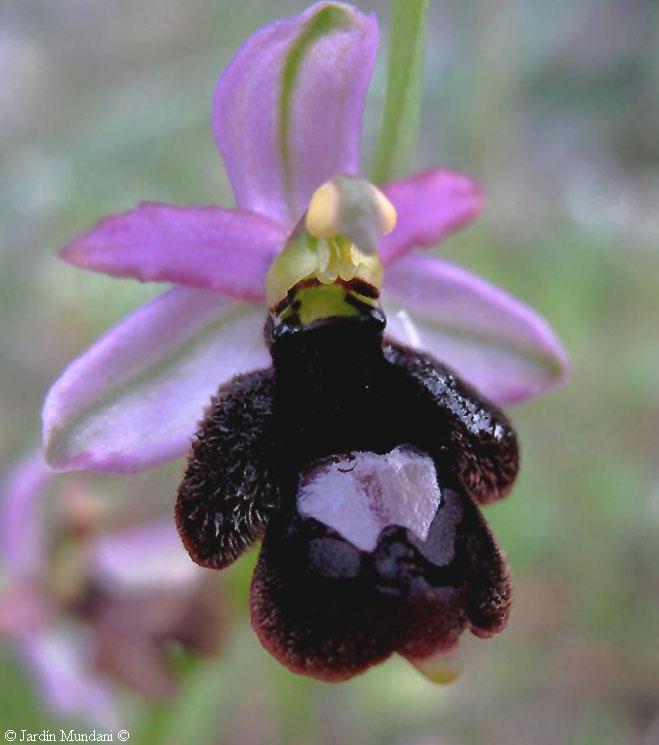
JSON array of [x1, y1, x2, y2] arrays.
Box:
[[43, 1, 568, 476], [251, 481, 510, 680], [0, 457, 222, 725], [174, 262, 521, 677]]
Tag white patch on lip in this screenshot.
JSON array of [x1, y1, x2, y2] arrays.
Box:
[[297, 446, 441, 552]]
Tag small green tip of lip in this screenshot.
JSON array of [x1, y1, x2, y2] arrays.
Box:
[[409, 647, 463, 685]]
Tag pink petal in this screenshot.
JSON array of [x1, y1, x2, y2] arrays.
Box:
[[43, 287, 269, 473], [380, 169, 484, 264], [383, 254, 570, 404], [21, 627, 119, 728], [60, 203, 286, 302], [0, 584, 51, 636], [0, 455, 51, 579], [90, 521, 201, 592], [213, 2, 378, 225]]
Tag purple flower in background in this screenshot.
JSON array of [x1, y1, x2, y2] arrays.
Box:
[[43, 1, 567, 476], [0, 457, 222, 726], [41, 2, 569, 682]]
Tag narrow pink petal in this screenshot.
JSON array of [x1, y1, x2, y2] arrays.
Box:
[[60, 203, 286, 302], [380, 169, 484, 264], [383, 254, 570, 404], [43, 288, 270, 473], [213, 2, 378, 225], [0, 455, 51, 579], [21, 628, 119, 728], [90, 521, 201, 592]]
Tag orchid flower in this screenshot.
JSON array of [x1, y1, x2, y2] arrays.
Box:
[[41, 2, 568, 683], [0, 457, 222, 726], [43, 1, 568, 476]]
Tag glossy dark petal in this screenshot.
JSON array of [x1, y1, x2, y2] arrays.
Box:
[[250, 485, 510, 681], [176, 368, 280, 569], [383, 342, 519, 504]]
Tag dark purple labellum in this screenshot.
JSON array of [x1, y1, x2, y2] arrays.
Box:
[[176, 306, 519, 680]]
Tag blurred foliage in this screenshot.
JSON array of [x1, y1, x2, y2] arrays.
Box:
[[1, 0, 659, 743]]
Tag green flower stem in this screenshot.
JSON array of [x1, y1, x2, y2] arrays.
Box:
[[372, 0, 430, 183], [136, 655, 227, 745]]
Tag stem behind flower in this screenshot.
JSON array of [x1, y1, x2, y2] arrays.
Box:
[[372, 0, 430, 183]]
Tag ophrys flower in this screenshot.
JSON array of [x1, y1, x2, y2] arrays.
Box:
[[43, 2, 567, 475], [176, 176, 518, 680], [41, 1, 568, 682]]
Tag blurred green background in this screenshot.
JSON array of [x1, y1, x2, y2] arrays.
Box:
[[2, 0, 659, 743]]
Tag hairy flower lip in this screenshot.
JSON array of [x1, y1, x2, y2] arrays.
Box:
[[249, 484, 510, 682], [176, 297, 518, 680]]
